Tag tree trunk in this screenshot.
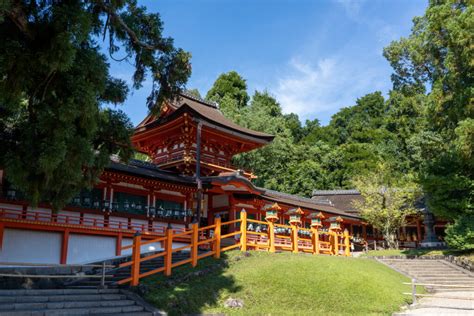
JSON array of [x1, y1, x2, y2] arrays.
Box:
[[384, 231, 399, 249]]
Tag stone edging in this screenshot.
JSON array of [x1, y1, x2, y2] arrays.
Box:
[[370, 255, 473, 272]]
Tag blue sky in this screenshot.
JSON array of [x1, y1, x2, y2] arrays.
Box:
[[107, 0, 427, 126]]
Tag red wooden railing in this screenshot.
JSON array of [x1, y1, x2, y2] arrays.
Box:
[[0, 208, 186, 235], [118, 210, 352, 286]]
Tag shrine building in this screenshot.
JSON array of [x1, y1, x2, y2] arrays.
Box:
[[0, 92, 446, 264]]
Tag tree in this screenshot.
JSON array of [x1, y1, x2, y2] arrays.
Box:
[[0, 1, 191, 210], [206, 71, 249, 112], [384, 0, 473, 232], [352, 164, 420, 249]]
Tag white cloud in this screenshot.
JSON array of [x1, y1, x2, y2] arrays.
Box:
[[335, 0, 367, 20], [272, 56, 387, 123]]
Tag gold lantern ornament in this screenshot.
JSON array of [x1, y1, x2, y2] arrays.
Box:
[[309, 212, 325, 229], [286, 207, 304, 226], [264, 203, 281, 222], [328, 216, 343, 231]]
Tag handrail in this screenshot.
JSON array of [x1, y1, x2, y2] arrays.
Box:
[[117, 209, 353, 286], [404, 279, 474, 304], [198, 224, 216, 232], [247, 219, 268, 225], [221, 219, 241, 226]]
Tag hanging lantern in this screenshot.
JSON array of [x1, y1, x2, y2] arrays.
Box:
[[286, 207, 304, 226], [328, 216, 343, 231], [73, 196, 81, 205], [6, 188, 17, 200], [123, 200, 130, 211], [111, 201, 119, 212], [309, 212, 325, 229], [157, 206, 164, 218], [148, 206, 156, 219], [263, 203, 281, 222], [92, 199, 100, 209]]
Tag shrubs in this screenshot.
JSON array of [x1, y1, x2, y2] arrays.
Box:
[[445, 215, 474, 250]]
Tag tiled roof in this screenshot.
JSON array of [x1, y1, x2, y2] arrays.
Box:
[[261, 189, 361, 219], [312, 189, 360, 196], [106, 159, 195, 185], [180, 90, 218, 109], [136, 93, 274, 142]]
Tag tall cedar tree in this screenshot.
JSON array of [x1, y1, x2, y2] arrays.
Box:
[[0, 1, 191, 211], [384, 0, 473, 222]]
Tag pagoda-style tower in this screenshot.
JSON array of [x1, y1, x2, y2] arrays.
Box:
[[132, 92, 274, 179]]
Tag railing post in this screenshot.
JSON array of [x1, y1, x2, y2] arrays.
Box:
[[344, 229, 350, 257], [268, 221, 275, 253], [214, 216, 221, 259], [100, 261, 106, 288], [333, 232, 339, 256], [131, 232, 141, 287], [240, 209, 247, 252], [291, 225, 298, 253], [411, 278, 417, 305], [191, 222, 198, 267], [164, 224, 173, 276], [311, 228, 320, 255]]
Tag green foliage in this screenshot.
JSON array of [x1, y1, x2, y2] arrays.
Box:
[[352, 164, 421, 249], [206, 71, 249, 112], [384, 0, 473, 221], [0, 1, 191, 210], [445, 214, 474, 250]]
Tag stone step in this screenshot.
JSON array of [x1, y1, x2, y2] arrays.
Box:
[[0, 304, 145, 315], [406, 272, 469, 277], [0, 299, 136, 311], [0, 289, 119, 296], [0, 294, 127, 303], [418, 276, 474, 282]]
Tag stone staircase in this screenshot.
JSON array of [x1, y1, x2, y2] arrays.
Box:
[[379, 258, 474, 292], [0, 288, 159, 315]]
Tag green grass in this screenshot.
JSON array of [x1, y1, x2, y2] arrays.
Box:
[[142, 251, 418, 315]]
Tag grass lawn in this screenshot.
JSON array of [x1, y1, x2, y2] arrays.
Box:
[[142, 251, 418, 315]]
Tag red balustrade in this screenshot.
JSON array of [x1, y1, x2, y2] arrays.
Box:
[[0, 207, 185, 235]]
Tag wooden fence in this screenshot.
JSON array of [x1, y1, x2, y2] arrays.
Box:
[[118, 210, 352, 286]]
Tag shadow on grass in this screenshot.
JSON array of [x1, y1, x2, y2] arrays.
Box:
[[140, 252, 242, 316]]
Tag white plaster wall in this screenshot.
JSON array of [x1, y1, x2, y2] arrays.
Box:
[[131, 218, 148, 231], [0, 229, 61, 264], [82, 213, 104, 227], [109, 216, 129, 230], [26, 207, 52, 222], [0, 203, 22, 219], [57, 210, 81, 224], [213, 195, 229, 208], [67, 234, 116, 264], [121, 238, 164, 256]]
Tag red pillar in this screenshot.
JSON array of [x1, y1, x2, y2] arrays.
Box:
[[60, 230, 70, 264], [116, 232, 123, 256], [0, 222, 4, 250]]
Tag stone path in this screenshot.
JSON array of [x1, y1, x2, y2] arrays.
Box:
[[379, 258, 474, 315]]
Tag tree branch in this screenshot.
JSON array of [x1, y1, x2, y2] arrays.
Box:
[[97, 1, 166, 52], [7, 0, 33, 39]]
